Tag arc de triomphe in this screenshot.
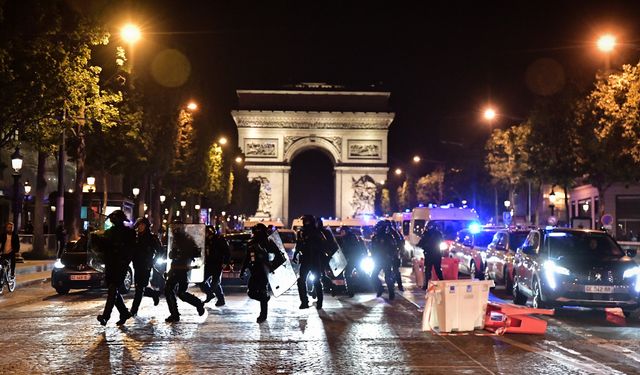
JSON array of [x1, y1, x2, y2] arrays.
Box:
[[232, 84, 394, 224]]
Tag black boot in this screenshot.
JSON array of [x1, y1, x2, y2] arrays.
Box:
[[257, 300, 268, 323]]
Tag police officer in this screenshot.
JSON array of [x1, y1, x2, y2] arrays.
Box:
[[339, 227, 368, 297], [370, 221, 398, 300], [202, 226, 230, 307], [418, 222, 444, 288], [294, 215, 326, 309], [387, 221, 405, 292], [97, 210, 136, 326], [240, 223, 278, 323], [164, 226, 205, 323], [129, 217, 161, 316]]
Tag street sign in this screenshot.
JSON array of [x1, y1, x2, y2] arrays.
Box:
[[601, 214, 614, 226], [502, 211, 512, 225]]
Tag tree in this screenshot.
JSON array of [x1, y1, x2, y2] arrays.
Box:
[[380, 187, 392, 215], [203, 142, 233, 210], [415, 169, 445, 205], [485, 123, 531, 215], [526, 88, 583, 224], [396, 180, 410, 211]]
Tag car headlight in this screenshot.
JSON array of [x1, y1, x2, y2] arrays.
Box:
[[439, 242, 448, 252], [54, 259, 65, 269], [543, 260, 570, 290], [155, 257, 167, 265], [360, 256, 375, 275], [623, 267, 640, 279], [308, 272, 316, 282], [404, 241, 413, 251]]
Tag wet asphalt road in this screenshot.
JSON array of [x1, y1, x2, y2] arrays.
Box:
[[0, 273, 639, 374]]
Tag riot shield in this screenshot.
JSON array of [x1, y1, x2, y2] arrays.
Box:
[[167, 224, 206, 283], [329, 247, 348, 278], [267, 231, 298, 297]]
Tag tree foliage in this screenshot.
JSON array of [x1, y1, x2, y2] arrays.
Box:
[[415, 169, 445, 205]]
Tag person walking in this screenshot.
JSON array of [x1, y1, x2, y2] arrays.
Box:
[[202, 226, 231, 307], [97, 210, 135, 326], [418, 222, 444, 288], [387, 221, 405, 292], [339, 227, 368, 297], [129, 218, 161, 316], [55, 221, 66, 258], [0, 222, 20, 278], [370, 221, 398, 300], [164, 226, 205, 323], [240, 223, 279, 323], [294, 215, 327, 309]]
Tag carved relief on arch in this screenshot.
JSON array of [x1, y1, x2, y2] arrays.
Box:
[[283, 135, 342, 164]]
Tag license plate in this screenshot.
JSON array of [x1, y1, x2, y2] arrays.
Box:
[[70, 274, 90, 281], [333, 279, 345, 286], [585, 285, 614, 293]]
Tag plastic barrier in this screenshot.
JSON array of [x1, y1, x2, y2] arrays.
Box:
[[430, 257, 459, 281], [422, 279, 494, 333], [484, 302, 554, 334]]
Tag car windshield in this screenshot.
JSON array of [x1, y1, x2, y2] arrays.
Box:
[[430, 220, 475, 241], [510, 232, 528, 249], [546, 231, 624, 259], [279, 232, 297, 243], [475, 231, 496, 247], [402, 220, 410, 236], [413, 220, 426, 235]]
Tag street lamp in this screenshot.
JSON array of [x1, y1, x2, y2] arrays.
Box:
[[132, 187, 140, 198], [597, 34, 616, 53], [159, 194, 166, 203], [394, 168, 402, 176], [503, 200, 511, 209], [483, 107, 497, 121], [412, 155, 421, 163], [86, 176, 96, 187], [180, 200, 187, 209], [10, 146, 23, 230], [194, 204, 201, 210], [549, 189, 557, 217], [219, 137, 228, 145], [120, 23, 141, 44], [186, 101, 198, 111], [235, 156, 243, 164], [24, 181, 31, 195]]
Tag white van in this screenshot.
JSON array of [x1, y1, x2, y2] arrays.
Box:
[[243, 220, 285, 232], [408, 207, 480, 246]]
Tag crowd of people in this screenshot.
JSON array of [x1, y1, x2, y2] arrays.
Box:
[[93, 210, 443, 326]]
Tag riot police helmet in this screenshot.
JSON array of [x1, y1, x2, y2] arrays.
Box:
[[108, 210, 129, 224]]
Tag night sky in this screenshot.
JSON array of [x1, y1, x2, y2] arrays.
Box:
[[104, 0, 640, 217]]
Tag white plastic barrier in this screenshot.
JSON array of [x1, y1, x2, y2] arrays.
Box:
[[422, 279, 494, 333]]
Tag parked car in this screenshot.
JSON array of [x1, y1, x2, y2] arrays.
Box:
[[512, 228, 640, 314], [449, 228, 499, 279], [51, 235, 133, 295], [485, 229, 530, 289]]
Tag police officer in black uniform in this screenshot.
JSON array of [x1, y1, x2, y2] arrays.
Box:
[[240, 223, 279, 323], [97, 210, 136, 326], [164, 226, 205, 323], [129, 217, 161, 316], [202, 226, 231, 307], [294, 215, 328, 309], [418, 222, 444, 288], [387, 220, 405, 292], [370, 221, 398, 300], [339, 226, 368, 297]]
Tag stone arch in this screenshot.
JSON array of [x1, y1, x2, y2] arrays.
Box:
[[283, 136, 340, 164]]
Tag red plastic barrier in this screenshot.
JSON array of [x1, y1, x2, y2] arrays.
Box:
[[484, 302, 554, 334], [430, 257, 459, 281]]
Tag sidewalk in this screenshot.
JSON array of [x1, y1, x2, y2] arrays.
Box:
[[13, 260, 55, 288]]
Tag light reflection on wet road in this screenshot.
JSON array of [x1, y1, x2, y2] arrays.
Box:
[[0, 280, 639, 374]]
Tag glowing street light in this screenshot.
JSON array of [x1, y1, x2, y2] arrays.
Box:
[[483, 107, 496, 121], [132, 187, 140, 198], [159, 194, 166, 203], [504, 200, 511, 209], [194, 204, 201, 210], [597, 34, 616, 53], [24, 181, 31, 195], [219, 137, 228, 145], [180, 200, 187, 208], [412, 155, 421, 163], [235, 156, 243, 164], [186, 101, 198, 111], [120, 23, 141, 44], [394, 168, 402, 176], [86, 176, 96, 186]]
